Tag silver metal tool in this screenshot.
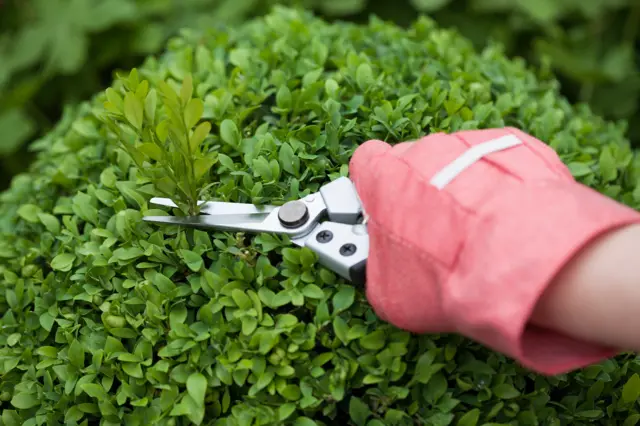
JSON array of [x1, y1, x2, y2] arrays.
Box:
[[143, 177, 369, 285]]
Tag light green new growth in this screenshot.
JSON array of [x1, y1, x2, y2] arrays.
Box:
[[99, 70, 217, 215]]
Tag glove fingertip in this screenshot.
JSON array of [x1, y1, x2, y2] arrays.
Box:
[[349, 139, 391, 179]]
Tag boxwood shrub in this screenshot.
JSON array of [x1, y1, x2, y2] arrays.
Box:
[[2, 6, 640, 426]]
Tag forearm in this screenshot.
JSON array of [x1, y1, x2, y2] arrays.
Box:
[[531, 223, 640, 352]]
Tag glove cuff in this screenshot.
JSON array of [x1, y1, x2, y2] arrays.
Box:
[[446, 180, 640, 375]]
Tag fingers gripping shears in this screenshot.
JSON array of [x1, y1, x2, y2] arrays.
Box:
[[143, 177, 369, 286]]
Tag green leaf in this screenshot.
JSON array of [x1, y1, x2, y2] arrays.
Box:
[[624, 414, 640, 426], [173, 393, 205, 424], [599, 146, 618, 182], [299, 247, 316, 268], [325, 79, 339, 98], [194, 157, 216, 181], [359, 329, 386, 351], [190, 122, 211, 152], [11, 392, 39, 409], [567, 162, 592, 177], [255, 370, 275, 391], [232, 289, 253, 310], [333, 316, 349, 343], [38, 212, 60, 234], [185, 98, 204, 129], [279, 142, 298, 175], [156, 120, 169, 142], [145, 88, 158, 122], [218, 153, 235, 171], [255, 234, 283, 251], [333, 286, 355, 312], [51, 253, 76, 272], [294, 418, 318, 426], [253, 156, 273, 181], [81, 383, 108, 400], [113, 246, 144, 261], [356, 63, 374, 90], [282, 248, 300, 264], [220, 119, 240, 147], [187, 372, 208, 406], [122, 362, 144, 378], [124, 92, 144, 130], [492, 383, 521, 399], [7, 332, 19, 346], [145, 273, 173, 306], [36, 346, 58, 358], [456, 408, 480, 426], [17, 204, 41, 223], [276, 85, 292, 110], [278, 403, 296, 421], [575, 410, 603, 419], [622, 373, 640, 404], [138, 143, 163, 161], [302, 284, 325, 299], [349, 396, 372, 426], [279, 384, 301, 401], [179, 250, 203, 271], [105, 88, 123, 111], [181, 74, 194, 106], [68, 339, 85, 368], [170, 303, 188, 329], [412, 351, 445, 384], [40, 312, 55, 331]]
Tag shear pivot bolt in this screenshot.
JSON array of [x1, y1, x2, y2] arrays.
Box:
[[278, 201, 309, 228]]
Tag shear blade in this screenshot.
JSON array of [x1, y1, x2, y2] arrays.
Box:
[[145, 193, 328, 238], [149, 197, 277, 216], [143, 215, 211, 228], [143, 204, 286, 234]]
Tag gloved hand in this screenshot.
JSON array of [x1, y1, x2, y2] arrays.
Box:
[[349, 127, 640, 375]]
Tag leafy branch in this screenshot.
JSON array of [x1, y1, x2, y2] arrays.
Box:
[[96, 69, 217, 215]]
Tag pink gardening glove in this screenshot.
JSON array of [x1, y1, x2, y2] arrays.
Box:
[[349, 127, 640, 375]]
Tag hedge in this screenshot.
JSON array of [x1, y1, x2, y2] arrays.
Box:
[[2, 6, 640, 426]]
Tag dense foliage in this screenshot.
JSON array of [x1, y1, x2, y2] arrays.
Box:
[[415, 0, 640, 148], [3, 6, 640, 426], [1, 0, 638, 189]]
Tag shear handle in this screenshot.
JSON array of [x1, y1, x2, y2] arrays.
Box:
[[300, 221, 368, 286]]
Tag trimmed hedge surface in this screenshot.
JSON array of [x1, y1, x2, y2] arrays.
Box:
[[2, 6, 640, 426]]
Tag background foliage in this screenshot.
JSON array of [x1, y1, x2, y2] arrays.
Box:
[[0, 0, 297, 188], [3, 5, 640, 425], [1, 0, 639, 189]]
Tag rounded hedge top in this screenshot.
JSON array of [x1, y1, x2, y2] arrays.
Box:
[[2, 6, 640, 426]]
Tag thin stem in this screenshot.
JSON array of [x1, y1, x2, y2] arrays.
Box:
[[179, 100, 198, 216]]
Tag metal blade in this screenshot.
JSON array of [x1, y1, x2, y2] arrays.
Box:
[[149, 197, 277, 216], [142, 210, 301, 236], [149, 197, 204, 208], [144, 194, 328, 238], [142, 215, 213, 229]]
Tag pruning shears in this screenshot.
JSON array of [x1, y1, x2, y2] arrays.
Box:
[[142, 177, 369, 286]]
